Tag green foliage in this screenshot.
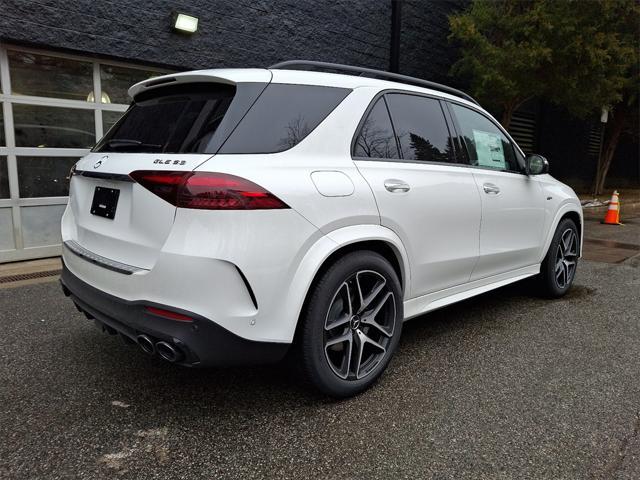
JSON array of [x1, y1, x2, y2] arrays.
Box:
[[449, 0, 640, 122]]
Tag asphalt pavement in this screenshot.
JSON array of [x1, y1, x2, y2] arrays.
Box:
[[1, 230, 639, 479]]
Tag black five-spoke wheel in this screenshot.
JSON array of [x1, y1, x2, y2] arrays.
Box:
[[539, 217, 579, 298], [324, 270, 396, 380], [554, 227, 578, 289], [297, 250, 403, 397]]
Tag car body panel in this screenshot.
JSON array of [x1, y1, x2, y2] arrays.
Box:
[[469, 169, 546, 280], [536, 174, 584, 258], [69, 152, 213, 269], [61, 67, 583, 363], [355, 160, 482, 297], [62, 202, 323, 343]]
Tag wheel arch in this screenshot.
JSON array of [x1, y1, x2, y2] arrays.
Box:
[[540, 204, 584, 262], [282, 225, 410, 343], [310, 239, 405, 294], [562, 210, 582, 242]]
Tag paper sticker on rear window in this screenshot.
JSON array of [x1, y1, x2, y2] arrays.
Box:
[[472, 129, 506, 169]]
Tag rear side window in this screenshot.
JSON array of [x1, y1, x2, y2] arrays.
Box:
[[450, 103, 520, 172], [385, 93, 455, 163], [219, 84, 350, 154], [353, 98, 400, 159], [94, 83, 235, 153]]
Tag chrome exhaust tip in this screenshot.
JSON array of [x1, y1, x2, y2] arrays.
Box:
[[136, 335, 156, 355], [156, 341, 184, 363]]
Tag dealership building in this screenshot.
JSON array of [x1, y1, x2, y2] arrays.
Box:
[[0, 0, 637, 263]]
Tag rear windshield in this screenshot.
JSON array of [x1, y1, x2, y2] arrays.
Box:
[[219, 84, 351, 154], [94, 83, 235, 153], [93, 82, 350, 155]]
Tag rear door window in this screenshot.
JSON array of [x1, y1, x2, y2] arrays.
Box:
[[385, 93, 456, 163], [219, 84, 351, 154], [94, 83, 235, 153], [353, 97, 400, 159]]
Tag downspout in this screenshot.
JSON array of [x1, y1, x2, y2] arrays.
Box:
[[389, 0, 402, 73]]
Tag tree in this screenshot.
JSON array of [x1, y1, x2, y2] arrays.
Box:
[[449, 0, 639, 194], [449, 0, 552, 128], [585, 2, 639, 195]]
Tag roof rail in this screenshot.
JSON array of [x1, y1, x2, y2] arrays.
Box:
[[268, 60, 479, 105]]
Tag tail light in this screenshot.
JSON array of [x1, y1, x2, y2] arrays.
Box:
[[145, 306, 193, 322], [129, 171, 289, 210]]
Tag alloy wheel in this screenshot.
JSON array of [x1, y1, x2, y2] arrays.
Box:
[[323, 270, 396, 380], [555, 228, 578, 289]]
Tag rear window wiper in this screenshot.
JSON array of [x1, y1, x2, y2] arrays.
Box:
[[104, 139, 163, 150]]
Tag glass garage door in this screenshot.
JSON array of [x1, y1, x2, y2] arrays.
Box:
[[0, 44, 168, 263]]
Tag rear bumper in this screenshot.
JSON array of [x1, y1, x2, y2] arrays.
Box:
[[60, 262, 289, 367]]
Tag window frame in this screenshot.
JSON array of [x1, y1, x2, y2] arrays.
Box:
[[445, 99, 527, 175], [351, 95, 401, 160], [351, 89, 468, 167]]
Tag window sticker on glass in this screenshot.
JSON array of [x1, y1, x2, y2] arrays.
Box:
[[472, 129, 506, 169]]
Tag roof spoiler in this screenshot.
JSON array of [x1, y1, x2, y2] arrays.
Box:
[[127, 69, 272, 99]]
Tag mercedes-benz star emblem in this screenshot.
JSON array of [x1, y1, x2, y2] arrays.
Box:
[[94, 156, 108, 169]]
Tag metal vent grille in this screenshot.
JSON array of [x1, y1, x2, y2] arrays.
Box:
[[0, 269, 62, 284], [587, 123, 604, 157], [508, 111, 537, 155]]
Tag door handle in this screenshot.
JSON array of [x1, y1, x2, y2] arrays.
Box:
[[384, 179, 410, 193], [482, 183, 500, 194]]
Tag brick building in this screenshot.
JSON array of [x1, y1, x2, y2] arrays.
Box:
[[0, 0, 636, 262]]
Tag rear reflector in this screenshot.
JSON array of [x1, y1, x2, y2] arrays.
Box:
[[129, 170, 289, 210], [145, 306, 194, 322]]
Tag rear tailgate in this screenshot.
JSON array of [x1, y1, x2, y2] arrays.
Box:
[[64, 70, 272, 270], [68, 153, 212, 270]]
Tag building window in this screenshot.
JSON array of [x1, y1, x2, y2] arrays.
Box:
[[17, 156, 80, 198], [100, 65, 163, 104], [102, 110, 125, 133], [0, 156, 9, 198], [13, 104, 95, 148], [0, 43, 171, 262], [8, 50, 94, 101]]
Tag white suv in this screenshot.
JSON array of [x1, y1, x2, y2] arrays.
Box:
[[60, 61, 582, 397]]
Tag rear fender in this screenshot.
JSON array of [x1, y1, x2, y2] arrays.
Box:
[[282, 224, 410, 342]]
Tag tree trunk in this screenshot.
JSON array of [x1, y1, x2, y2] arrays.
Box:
[[501, 103, 516, 129], [592, 106, 627, 195], [500, 97, 532, 129]]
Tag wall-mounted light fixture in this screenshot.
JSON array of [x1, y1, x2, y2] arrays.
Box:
[[172, 12, 198, 34]]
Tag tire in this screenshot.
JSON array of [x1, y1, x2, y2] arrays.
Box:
[[537, 218, 579, 298], [296, 250, 403, 397]]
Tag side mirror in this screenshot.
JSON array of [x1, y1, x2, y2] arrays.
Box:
[[526, 154, 549, 175]]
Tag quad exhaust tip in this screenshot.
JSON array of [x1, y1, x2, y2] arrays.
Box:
[[70, 294, 187, 363], [156, 341, 184, 363], [136, 335, 184, 363], [136, 335, 156, 355]]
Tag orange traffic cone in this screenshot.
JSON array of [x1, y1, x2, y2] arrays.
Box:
[[602, 190, 622, 225]]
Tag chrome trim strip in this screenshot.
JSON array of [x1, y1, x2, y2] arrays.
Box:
[[74, 170, 134, 182], [63, 241, 146, 275]]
